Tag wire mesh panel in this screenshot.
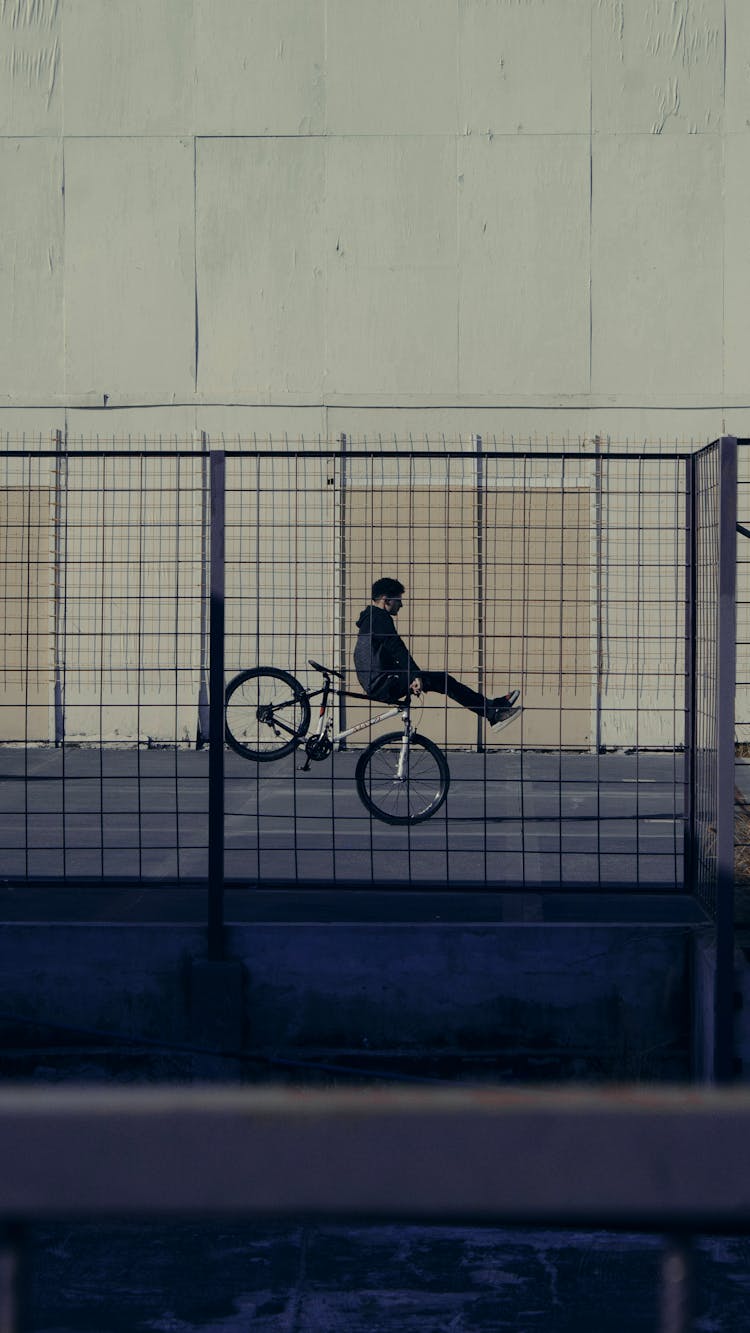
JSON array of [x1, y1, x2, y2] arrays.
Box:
[[0, 440, 721, 894], [221, 442, 691, 890], [691, 443, 721, 911], [734, 442, 750, 912], [224, 452, 336, 680], [0, 456, 54, 748], [0, 450, 208, 881], [736, 444, 750, 744]]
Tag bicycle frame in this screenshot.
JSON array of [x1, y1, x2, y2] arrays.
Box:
[[224, 664, 451, 824], [308, 676, 413, 778]]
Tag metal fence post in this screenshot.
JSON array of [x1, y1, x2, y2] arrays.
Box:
[[337, 433, 348, 747], [684, 454, 697, 895], [53, 429, 65, 748], [0, 1223, 23, 1333], [208, 451, 226, 962], [594, 448, 603, 755], [658, 1234, 693, 1333], [196, 431, 210, 749], [715, 435, 738, 1082], [475, 435, 484, 755]]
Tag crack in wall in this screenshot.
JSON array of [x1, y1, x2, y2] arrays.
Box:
[[652, 74, 681, 133]]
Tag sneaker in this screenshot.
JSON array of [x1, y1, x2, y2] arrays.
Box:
[[499, 689, 520, 709], [485, 691, 521, 728]]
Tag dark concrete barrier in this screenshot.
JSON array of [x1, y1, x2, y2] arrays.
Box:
[[0, 921, 692, 1081]]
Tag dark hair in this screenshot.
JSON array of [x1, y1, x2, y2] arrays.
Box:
[[372, 577, 404, 601]]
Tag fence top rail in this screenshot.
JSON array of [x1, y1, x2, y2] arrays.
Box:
[[0, 447, 696, 463], [225, 448, 694, 463], [1, 1084, 750, 1228], [0, 449, 208, 461]]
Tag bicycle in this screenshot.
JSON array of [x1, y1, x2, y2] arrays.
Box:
[[224, 660, 450, 826]]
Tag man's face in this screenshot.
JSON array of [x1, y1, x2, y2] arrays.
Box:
[[384, 594, 403, 616]]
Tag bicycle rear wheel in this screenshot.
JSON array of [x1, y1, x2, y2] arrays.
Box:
[[225, 667, 310, 761], [355, 731, 449, 825]]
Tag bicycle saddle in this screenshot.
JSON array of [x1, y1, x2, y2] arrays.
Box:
[[308, 659, 346, 680]]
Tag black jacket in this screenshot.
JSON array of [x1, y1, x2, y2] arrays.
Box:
[[353, 605, 421, 703]]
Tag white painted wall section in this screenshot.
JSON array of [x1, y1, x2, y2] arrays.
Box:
[[592, 0, 724, 135], [63, 138, 195, 401], [460, 0, 591, 136], [196, 137, 325, 398], [0, 0, 746, 438], [0, 0, 61, 136], [724, 134, 750, 402], [63, 0, 194, 137], [458, 135, 590, 397], [0, 138, 63, 402], [327, 135, 458, 399], [326, 0, 459, 136], [591, 136, 723, 401], [195, 0, 325, 136]]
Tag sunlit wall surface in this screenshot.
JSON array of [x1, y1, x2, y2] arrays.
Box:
[[1, 1, 749, 445]]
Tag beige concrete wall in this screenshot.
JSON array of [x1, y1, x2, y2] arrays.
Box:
[[39, 454, 205, 746], [224, 454, 335, 684], [342, 474, 594, 749], [596, 456, 688, 748], [0, 0, 748, 443]]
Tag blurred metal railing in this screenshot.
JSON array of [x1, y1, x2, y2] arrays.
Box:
[[1, 1084, 750, 1332]]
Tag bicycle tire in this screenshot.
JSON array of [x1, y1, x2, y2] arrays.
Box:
[[355, 731, 449, 825], [225, 667, 311, 761]]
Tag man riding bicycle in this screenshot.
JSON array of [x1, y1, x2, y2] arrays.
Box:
[[354, 577, 519, 728]]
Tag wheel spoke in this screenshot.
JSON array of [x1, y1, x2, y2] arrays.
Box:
[[357, 734, 448, 824], [225, 669, 309, 761]]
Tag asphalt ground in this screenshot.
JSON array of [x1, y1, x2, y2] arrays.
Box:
[[0, 746, 687, 893]]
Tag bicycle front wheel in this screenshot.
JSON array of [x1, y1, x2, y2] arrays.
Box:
[[225, 667, 310, 761], [355, 731, 449, 825]]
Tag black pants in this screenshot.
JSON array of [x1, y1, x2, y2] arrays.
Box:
[[368, 670, 489, 714], [419, 671, 489, 715]]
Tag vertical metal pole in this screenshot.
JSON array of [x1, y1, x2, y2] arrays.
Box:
[[714, 436, 738, 1083], [208, 451, 226, 962], [0, 1224, 22, 1333], [594, 448, 603, 755], [684, 455, 697, 895], [658, 1235, 693, 1333], [475, 435, 484, 754], [196, 432, 211, 748], [53, 429, 65, 747], [337, 433, 348, 747]]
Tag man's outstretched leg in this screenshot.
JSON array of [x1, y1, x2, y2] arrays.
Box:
[[418, 672, 520, 727]]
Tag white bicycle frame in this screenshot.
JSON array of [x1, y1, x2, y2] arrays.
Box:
[[310, 684, 414, 780]]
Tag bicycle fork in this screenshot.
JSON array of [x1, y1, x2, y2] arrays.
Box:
[[395, 709, 413, 781]]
